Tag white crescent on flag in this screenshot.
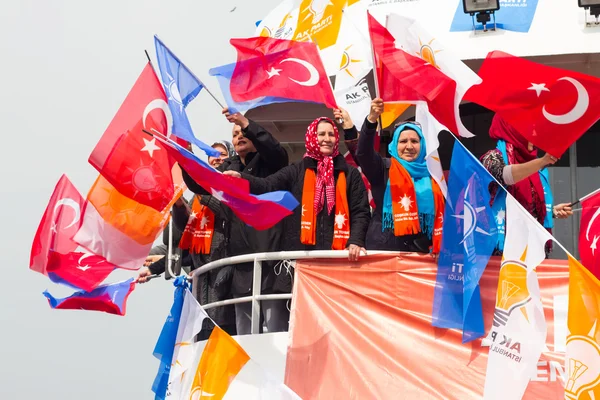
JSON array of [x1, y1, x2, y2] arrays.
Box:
[[542, 77, 589, 125], [280, 58, 320, 86], [586, 206, 600, 241], [143, 99, 173, 137], [53, 198, 81, 229]]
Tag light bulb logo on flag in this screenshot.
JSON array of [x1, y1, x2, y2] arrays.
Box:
[[492, 258, 531, 328], [565, 322, 600, 400]]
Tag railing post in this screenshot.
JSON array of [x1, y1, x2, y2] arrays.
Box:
[[251, 258, 262, 335]]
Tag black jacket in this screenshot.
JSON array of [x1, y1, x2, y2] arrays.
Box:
[[355, 118, 431, 252], [242, 155, 370, 252], [182, 119, 288, 295], [171, 196, 235, 328]]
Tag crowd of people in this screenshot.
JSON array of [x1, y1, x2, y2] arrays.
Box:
[[137, 99, 574, 336]]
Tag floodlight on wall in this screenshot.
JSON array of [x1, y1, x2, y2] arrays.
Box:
[[579, 0, 600, 26], [463, 0, 500, 32]]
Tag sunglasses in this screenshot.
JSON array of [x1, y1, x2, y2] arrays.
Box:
[[393, 120, 422, 129]]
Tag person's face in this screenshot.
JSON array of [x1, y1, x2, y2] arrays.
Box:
[[232, 125, 256, 156], [208, 144, 228, 168], [396, 129, 421, 162], [317, 121, 336, 156]]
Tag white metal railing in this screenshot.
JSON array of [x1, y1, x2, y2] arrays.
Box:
[[188, 250, 398, 334]]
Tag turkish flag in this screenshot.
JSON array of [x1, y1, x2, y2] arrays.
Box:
[[30, 175, 116, 292], [579, 189, 600, 279], [89, 63, 176, 211], [464, 51, 600, 157], [368, 13, 459, 135], [229, 36, 337, 108]]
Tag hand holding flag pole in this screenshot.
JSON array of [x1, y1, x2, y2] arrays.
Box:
[[568, 187, 600, 207]]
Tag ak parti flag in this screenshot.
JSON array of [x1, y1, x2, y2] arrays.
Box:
[[565, 256, 600, 400], [89, 63, 176, 211], [189, 326, 250, 399], [229, 36, 337, 108], [579, 189, 600, 279], [464, 51, 600, 156], [30, 175, 116, 292], [43, 278, 136, 316]]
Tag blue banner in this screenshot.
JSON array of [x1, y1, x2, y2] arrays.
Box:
[[431, 141, 498, 343], [450, 0, 539, 33]]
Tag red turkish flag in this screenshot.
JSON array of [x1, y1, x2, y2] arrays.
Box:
[[579, 189, 600, 279], [367, 13, 458, 135], [30, 175, 116, 292], [89, 63, 176, 211], [229, 36, 337, 108], [464, 51, 600, 157]]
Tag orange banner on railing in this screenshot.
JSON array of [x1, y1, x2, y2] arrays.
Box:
[[285, 254, 567, 399]]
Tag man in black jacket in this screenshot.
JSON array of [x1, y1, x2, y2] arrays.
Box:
[[182, 108, 289, 335]]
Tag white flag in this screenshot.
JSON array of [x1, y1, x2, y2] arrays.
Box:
[[329, 11, 372, 90], [386, 13, 481, 138], [483, 194, 551, 400], [415, 102, 447, 197], [223, 359, 302, 400], [254, 0, 299, 40], [166, 288, 209, 399], [334, 76, 371, 131]]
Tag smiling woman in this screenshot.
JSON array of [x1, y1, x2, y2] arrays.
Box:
[[355, 98, 446, 255], [224, 116, 371, 262]]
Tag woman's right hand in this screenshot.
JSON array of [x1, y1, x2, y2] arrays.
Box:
[[223, 170, 241, 178], [541, 153, 558, 167], [333, 108, 354, 129], [143, 255, 164, 267], [137, 267, 152, 283], [368, 98, 384, 123]]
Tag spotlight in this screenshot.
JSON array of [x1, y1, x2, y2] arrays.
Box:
[[462, 0, 500, 32], [578, 0, 600, 26]]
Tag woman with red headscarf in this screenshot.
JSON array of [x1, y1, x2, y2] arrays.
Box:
[[481, 114, 573, 254], [225, 117, 371, 262]]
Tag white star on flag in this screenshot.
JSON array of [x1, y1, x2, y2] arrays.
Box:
[[266, 67, 282, 78], [141, 138, 161, 158], [592, 235, 599, 255], [527, 83, 550, 97], [211, 189, 228, 203]]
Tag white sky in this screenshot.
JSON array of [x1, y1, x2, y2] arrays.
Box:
[[0, 0, 280, 398]]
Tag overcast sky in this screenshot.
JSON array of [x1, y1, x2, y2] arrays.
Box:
[[0, 1, 280, 398]]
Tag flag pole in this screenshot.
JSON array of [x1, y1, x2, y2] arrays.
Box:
[[568, 187, 600, 208], [367, 12, 384, 135]]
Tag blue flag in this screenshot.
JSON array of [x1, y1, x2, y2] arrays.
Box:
[[209, 62, 312, 114], [431, 141, 497, 343], [151, 276, 188, 399], [154, 36, 219, 157]]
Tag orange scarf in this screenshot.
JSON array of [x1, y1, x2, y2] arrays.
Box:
[[389, 159, 445, 253], [301, 169, 350, 250], [178, 196, 214, 254]]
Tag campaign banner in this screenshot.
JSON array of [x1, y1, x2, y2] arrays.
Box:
[[450, 0, 539, 33], [285, 254, 567, 399]]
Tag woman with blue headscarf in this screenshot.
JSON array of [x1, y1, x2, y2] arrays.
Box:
[[355, 99, 445, 253]]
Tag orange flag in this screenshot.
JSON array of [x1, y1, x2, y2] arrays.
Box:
[[381, 103, 410, 128], [565, 256, 600, 400], [189, 327, 250, 399]]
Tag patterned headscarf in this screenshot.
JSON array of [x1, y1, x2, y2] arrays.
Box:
[[303, 117, 340, 215], [211, 140, 236, 158]]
